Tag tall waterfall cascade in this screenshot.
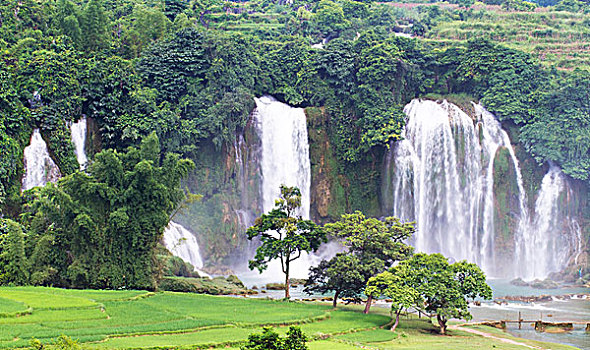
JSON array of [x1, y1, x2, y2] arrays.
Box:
[[163, 221, 204, 270], [384, 99, 582, 279], [255, 96, 311, 218], [252, 96, 327, 280], [515, 166, 581, 280], [70, 117, 88, 169], [22, 129, 61, 190]]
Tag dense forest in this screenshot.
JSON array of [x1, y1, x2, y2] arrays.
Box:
[[0, 0, 589, 288]]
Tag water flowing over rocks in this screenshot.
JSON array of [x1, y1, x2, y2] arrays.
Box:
[[254, 96, 311, 218], [383, 99, 583, 279], [70, 117, 88, 169], [22, 129, 61, 190], [163, 221, 204, 270], [251, 96, 338, 280]]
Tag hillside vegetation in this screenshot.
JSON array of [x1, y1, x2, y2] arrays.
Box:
[[0, 0, 588, 283], [425, 6, 590, 70]]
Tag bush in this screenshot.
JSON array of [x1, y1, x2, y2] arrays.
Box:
[[241, 326, 308, 350], [159, 276, 252, 295]]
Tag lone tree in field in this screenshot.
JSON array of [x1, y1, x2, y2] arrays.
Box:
[[305, 253, 365, 308], [305, 211, 414, 311], [247, 185, 326, 299], [366, 253, 492, 334]]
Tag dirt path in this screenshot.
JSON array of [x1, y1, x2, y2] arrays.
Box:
[[448, 324, 549, 350]]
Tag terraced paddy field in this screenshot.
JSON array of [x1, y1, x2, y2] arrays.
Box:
[[0, 287, 578, 349], [424, 6, 590, 70]]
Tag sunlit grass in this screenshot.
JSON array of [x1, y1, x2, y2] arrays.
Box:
[[0, 287, 579, 349]]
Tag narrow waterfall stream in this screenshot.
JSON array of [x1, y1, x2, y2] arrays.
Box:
[[163, 221, 204, 270], [70, 117, 88, 169], [255, 96, 311, 218], [22, 129, 61, 190], [515, 166, 581, 280], [249, 96, 334, 282]]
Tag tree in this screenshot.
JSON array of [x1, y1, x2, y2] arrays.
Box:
[[80, 0, 110, 51], [365, 267, 421, 332], [241, 326, 308, 350], [313, 1, 348, 39], [247, 185, 326, 299], [22, 132, 194, 289], [307, 211, 414, 311], [0, 219, 28, 285], [367, 253, 492, 334], [304, 253, 365, 308]]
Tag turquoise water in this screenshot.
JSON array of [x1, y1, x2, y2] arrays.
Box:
[[467, 280, 589, 350], [238, 276, 589, 349]]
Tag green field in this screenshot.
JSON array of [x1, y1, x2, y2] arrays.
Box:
[[0, 287, 578, 349]]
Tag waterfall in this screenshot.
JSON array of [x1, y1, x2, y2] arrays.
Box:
[[163, 221, 204, 270], [234, 132, 257, 231], [22, 129, 61, 191], [475, 103, 529, 275], [255, 96, 311, 217], [515, 166, 581, 280], [252, 96, 313, 280], [70, 117, 88, 169], [386, 99, 527, 276]]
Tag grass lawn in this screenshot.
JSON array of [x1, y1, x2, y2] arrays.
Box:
[[0, 286, 578, 349]]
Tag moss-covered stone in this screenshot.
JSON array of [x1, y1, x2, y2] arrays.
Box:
[[307, 107, 383, 223], [159, 276, 254, 295], [492, 146, 520, 275]]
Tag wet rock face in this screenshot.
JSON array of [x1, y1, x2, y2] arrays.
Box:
[[498, 294, 589, 303], [313, 175, 331, 218], [493, 146, 520, 275], [509, 277, 559, 289]]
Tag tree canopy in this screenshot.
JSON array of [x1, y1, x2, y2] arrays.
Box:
[[305, 211, 414, 310], [366, 253, 492, 334], [247, 185, 326, 299], [15, 132, 194, 289]]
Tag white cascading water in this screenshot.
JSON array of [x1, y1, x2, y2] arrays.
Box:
[[70, 117, 88, 169], [22, 129, 61, 191], [163, 221, 204, 270], [475, 103, 529, 274], [515, 166, 580, 280], [255, 96, 311, 218], [234, 132, 257, 231], [387, 99, 527, 276], [252, 96, 322, 281]]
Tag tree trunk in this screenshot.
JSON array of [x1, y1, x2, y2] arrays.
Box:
[[437, 314, 447, 335], [391, 308, 402, 332], [284, 264, 290, 299], [333, 291, 339, 308], [363, 295, 373, 314]]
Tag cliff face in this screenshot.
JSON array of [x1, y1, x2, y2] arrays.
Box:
[[175, 118, 261, 270], [50, 100, 587, 279], [307, 106, 384, 225]]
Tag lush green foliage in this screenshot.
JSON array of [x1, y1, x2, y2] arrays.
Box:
[[242, 326, 308, 350], [247, 186, 327, 298], [0, 0, 587, 276], [305, 212, 414, 307], [13, 133, 194, 289], [366, 253, 492, 334]]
